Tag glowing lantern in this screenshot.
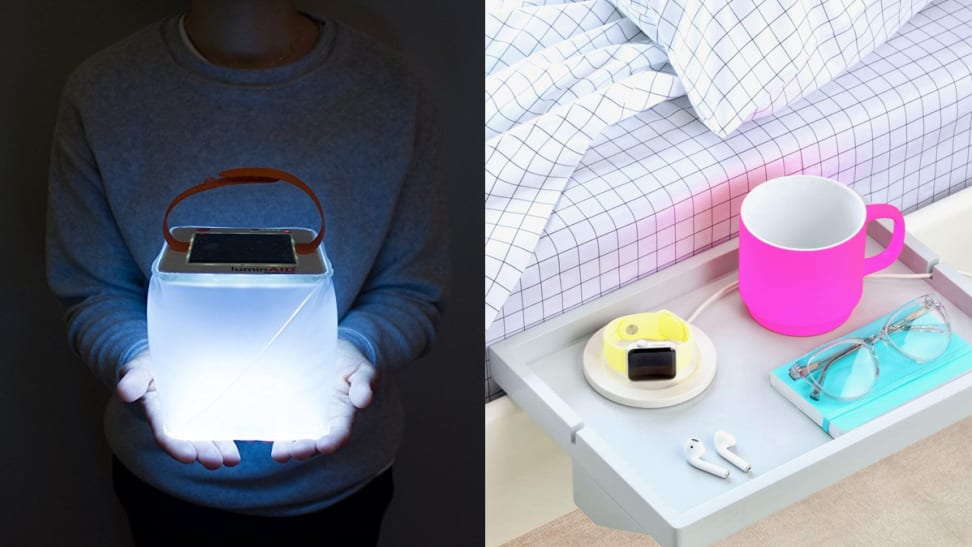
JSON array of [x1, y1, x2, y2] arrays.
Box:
[[147, 168, 335, 441]]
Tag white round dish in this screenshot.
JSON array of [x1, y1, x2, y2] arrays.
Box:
[[582, 324, 717, 408]]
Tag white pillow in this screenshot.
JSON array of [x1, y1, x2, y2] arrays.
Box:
[[610, 0, 930, 136]]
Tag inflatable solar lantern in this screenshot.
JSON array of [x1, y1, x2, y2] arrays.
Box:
[[147, 168, 335, 441]]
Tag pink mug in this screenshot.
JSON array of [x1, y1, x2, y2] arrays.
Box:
[[738, 175, 905, 336]]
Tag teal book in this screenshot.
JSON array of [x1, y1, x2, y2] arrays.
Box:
[[769, 312, 972, 438]]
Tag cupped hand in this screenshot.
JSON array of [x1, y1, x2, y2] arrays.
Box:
[[270, 340, 377, 462], [117, 352, 241, 470]]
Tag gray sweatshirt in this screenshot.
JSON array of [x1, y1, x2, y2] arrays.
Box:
[[46, 14, 444, 515]]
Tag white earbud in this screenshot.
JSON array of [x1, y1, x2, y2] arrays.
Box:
[[714, 431, 751, 473], [684, 437, 730, 479]]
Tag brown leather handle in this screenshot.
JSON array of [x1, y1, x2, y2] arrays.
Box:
[[163, 167, 325, 255]]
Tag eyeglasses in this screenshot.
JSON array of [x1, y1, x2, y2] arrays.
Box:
[[788, 294, 951, 401]]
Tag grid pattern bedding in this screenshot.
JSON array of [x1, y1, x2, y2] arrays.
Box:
[[610, 0, 931, 136], [485, 0, 972, 400]]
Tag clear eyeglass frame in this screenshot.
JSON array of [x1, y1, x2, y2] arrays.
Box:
[[788, 294, 951, 401]]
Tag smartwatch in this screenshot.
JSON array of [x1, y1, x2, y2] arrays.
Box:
[[602, 311, 693, 381]]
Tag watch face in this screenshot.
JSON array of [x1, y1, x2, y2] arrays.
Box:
[[627, 346, 677, 381]]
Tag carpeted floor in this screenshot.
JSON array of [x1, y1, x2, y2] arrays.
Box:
[[504, 417, 972, 546]]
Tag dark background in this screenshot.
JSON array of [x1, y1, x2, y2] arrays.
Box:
[[0, 2, 482, 545]]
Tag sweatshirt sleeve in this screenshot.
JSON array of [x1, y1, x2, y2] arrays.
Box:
[[337, 90, 447, 370], [46, 81, 150, 390]]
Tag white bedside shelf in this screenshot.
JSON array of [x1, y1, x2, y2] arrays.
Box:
[[489, 222, 972, 546]]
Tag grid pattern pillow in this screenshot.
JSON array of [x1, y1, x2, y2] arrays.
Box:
[[610, 0, 930, 136]]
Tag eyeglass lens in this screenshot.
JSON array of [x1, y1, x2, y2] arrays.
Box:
[[884, 298, 950, 363], [806, 340, 876, 401]]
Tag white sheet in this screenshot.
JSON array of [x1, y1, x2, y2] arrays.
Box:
[[610, 0, 931, 136], [486, 0, 683, 330]]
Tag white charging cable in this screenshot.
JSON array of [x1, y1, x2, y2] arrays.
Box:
[[686, 281, 738, 323], [866, 273, 932, 279], [686, 271, 972, 324]]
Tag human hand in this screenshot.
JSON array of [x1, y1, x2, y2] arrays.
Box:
[[116, 352, 241, 470], [270, 339, 378, 462]]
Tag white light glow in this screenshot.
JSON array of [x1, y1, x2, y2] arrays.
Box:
[[147, 268, 336, 441]]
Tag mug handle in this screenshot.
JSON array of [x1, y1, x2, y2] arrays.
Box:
[[862, 203, 905, 275]]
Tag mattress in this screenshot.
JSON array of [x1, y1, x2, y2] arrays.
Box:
[[485, 0, 972, 400]]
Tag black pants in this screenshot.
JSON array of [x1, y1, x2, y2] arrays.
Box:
[[112, 457, 394, 546]]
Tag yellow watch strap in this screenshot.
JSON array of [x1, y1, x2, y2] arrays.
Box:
[[602, 311, 693, 376]]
